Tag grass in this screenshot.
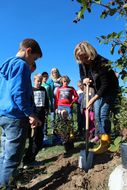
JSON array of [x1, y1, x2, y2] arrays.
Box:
[[0, 112, 81, 166], [35, 140, 83, 168]]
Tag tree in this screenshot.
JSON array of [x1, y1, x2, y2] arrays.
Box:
[[72, 0, 127, 84]]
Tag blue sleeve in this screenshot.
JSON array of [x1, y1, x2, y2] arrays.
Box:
[[10, 60, 33, 116]]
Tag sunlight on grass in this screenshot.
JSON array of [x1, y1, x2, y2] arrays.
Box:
[[35, 140, 83, 167], [37, 145, 65, 160]]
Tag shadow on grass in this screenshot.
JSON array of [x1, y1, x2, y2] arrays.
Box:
[[29, 163, 77, 190]]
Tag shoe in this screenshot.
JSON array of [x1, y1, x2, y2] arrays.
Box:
[[43, 135, 48, 141], [90, 136, 99, 143], [23, 165, 29, 169], [23, 160, 43, 169], [89, 140, 110, 154], [101, 134, 110, 142]]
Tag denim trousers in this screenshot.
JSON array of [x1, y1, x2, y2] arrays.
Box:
[[50, 112, 56, 129], [94, 96, 114, 135], [58, 106, 73, 119], [0, 116, 28, 189]]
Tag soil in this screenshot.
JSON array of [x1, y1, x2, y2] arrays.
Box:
[[17, 143, 121, 190]]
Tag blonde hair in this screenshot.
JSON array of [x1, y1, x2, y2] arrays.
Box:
[[51, 68, 61, 76], [74, 41, 97, 64], [61, 75, 71, 84], [34, 73, 42, 81]]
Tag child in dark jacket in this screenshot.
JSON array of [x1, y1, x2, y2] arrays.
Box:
[[23, 74, 49, 166], [42, 71, 53, 140], [76, 80, 85, 136]]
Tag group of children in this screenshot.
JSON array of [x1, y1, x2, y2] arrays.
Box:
[[22, 68, 96, 167]]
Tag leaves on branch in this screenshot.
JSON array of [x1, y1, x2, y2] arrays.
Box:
[[72, 0, 127, 80]]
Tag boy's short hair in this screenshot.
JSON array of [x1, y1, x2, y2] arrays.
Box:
[[34, 73, 42, 81], [42, 72, 48, 77], [20, 38, 43, 57]]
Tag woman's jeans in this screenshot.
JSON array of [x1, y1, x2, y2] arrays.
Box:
[[0, 116, 28, 189], [94, 96, 115, 135]]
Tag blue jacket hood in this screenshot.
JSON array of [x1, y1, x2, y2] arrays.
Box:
[[0, 57, 13, 79]]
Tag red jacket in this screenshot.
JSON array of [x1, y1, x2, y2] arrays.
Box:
[[55, 86, 79, 108]]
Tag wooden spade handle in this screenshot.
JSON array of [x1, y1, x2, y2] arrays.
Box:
[[85, 84, 89, 131]]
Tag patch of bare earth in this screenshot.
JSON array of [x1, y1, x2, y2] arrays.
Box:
[[17, 150, 121, 190]]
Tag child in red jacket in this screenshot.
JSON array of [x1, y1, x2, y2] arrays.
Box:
[[55, 76, 78, 118]]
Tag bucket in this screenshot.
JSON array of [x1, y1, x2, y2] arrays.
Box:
[[120, 143, 127, 169]]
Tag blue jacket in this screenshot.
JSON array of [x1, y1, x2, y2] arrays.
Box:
[[0, 57, 34, 118]]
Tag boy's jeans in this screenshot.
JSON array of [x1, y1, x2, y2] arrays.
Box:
[[94, 96, 114, 135], [0, 116, 28, 189], [50, 112, 55, 129]]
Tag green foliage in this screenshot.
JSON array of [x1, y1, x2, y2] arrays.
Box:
[[109, 136, 122, 152], [115, 96, 127, 128], [96, 31, 127, 81], [114, 136, 122, 146], [53, 114, 74, 142], [109, 94, 127, 152], [72, 0, 127, 81]]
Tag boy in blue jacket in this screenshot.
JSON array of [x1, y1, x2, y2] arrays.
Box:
[[0, 38, 42, 189]]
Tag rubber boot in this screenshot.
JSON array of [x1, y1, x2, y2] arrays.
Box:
[[89, 134, 110, 154]]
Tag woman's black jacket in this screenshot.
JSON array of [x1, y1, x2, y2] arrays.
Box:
[[79, 54, 119, 98]]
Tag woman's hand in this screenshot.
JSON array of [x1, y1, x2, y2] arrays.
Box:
[[86, 99, 94, 110], [86, 94, 99, 110]]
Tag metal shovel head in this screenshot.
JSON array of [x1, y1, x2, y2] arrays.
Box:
[[78, 149, 94, 172]]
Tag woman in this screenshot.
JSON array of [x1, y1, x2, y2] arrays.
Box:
[[74, 41, 119, 143], [48, 68, 61, 96], [47, 68, 61, 130]]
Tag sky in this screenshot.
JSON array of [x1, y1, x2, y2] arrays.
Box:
[[0, 0, 126, 90]]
